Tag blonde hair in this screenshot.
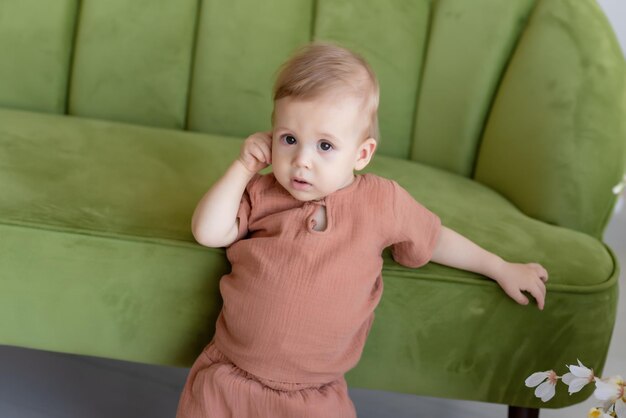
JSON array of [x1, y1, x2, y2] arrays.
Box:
[[272, 42, 380, 142]]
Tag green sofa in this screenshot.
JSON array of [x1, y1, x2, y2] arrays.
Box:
[[1, 0, 624, 415]]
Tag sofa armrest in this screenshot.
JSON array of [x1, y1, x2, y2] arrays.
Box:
[[474, 0, 626, 239]]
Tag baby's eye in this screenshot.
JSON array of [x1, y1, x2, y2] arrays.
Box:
[[283, 135, 297, 145], [319, 141, 333, 152]]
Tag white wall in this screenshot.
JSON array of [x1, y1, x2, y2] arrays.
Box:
[[597, 0, 626, 57]]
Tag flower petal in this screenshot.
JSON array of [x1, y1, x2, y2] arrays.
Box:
[[536, 381, 556, 402], [562, 372, 575, 385], [569, 362, 593, 378], [526, 372, 549, 388], [594, 379, 620, 401], [568, 377, 590, 394], [616, 398, 626, 418], [601, 399, 614, 411]]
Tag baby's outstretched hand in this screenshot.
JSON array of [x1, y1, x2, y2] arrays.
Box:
[[493, 262, 549, 310], [238, 131, 272, 174]]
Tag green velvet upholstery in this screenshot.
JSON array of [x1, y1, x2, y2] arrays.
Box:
[[187, 0, 312, 138], [412, 0, 535, 176], [0, 0, 78, 113], [0, 0, 624, 411], [475, 0, 626, 239]]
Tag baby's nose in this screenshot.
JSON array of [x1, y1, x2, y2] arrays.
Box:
[[293, 148, 312, 168]]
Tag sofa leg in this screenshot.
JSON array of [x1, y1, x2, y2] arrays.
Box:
[[508, 406, 539, 418]]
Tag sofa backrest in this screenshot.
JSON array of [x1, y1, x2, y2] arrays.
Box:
[[1, 0, 624, 238], [0, 0, 536, 165]]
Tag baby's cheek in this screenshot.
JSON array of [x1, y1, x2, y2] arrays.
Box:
[[271, 149, 287, 165]]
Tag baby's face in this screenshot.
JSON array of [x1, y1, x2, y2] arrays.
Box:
[[271, 93, 376, 201]]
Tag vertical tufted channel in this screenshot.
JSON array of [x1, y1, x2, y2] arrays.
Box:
[[0, 0, 78, 114], [186, 0, 313, 137], [411, 0, 536, 177], [67, 0, 198, 129], [314, 0, 431, 159]]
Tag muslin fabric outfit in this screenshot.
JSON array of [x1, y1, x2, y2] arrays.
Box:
[[176, 173, 441, 418]]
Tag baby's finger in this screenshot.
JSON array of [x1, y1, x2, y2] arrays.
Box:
[[251, 142, 268, 163], [534, 280, 546, 305], [539, 280, 546, 299], [509, 288, 530, 306], [528, 284, 545, 310], [255, 132, 272, 147], [260, 141, 272, 164], [531, 263, 549, 282]]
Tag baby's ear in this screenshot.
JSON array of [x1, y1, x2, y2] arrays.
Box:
[[354, 138, 377, 171]]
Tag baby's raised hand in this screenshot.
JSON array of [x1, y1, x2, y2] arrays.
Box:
[[493, 262, 549, 310], [238, 131, 272, 174]]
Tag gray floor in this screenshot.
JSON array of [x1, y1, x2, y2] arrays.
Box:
[[1, 201, 624, 417]]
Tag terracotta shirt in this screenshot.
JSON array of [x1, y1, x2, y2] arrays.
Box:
[[213, 173, 441, 384]]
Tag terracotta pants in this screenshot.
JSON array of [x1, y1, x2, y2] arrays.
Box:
[[176, 340, 357, 418]]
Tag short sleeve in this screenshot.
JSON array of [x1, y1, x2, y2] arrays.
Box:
[[389, 181, 442, 268], [232, 174, 261, 244]]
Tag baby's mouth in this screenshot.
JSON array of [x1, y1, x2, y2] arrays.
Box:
[[291, 177, 312, 190]]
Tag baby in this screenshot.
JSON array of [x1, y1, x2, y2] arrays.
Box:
[[176, 42, 549, 418]]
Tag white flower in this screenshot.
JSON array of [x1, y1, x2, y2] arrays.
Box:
[[616, 397, 626, 418], [594, 376, 625, 418], [562, 359, 595, 394], [525, 370, 559, 401], [587, 407, 612, 418], [594, 376, 623, 401], [524, 361, 626, 415]]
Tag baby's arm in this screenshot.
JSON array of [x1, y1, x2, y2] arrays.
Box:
[[191, 131, 272, 248], [431, 226, 549, 310]]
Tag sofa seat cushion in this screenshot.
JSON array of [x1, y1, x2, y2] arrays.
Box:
[[0, 109, 238, 242], [0, 108, 613, 288], [0, 108, 618, 407]]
